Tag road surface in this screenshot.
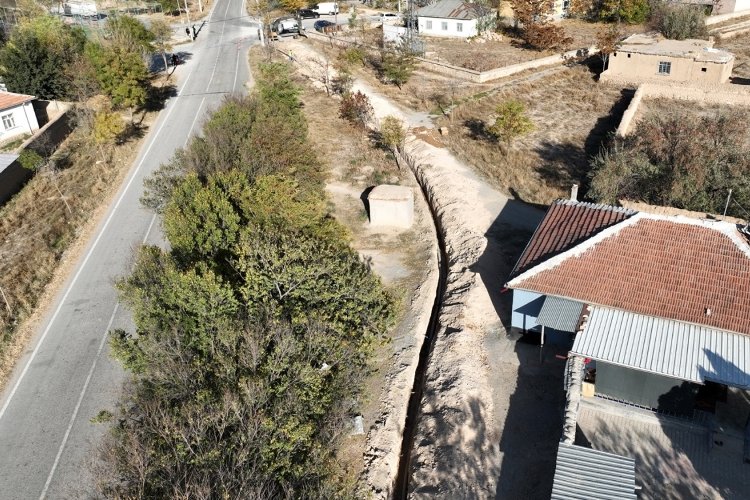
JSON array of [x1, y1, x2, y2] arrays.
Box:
[[0, 0, 255, 497]]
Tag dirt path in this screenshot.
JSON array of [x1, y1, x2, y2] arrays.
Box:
[[287, 39, 551, 498]]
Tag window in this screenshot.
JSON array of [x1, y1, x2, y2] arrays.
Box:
[[2, 113, 15, 130], [425, 20, 432, 29], [701, 67, 707, 72], [627, 53, 631, 58], [658, 61, 671, 75], [441, 21, 448, 30], [456, 22, 463, 32]]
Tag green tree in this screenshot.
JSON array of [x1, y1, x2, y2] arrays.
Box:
[[150, 18, 173, 73], [86, 43, 149, 118], [488, 100, 534, 144], [380, 115, 406, 154], [0, 16, 85, 99], [651, 2, 707, 40], [380, 44, 416, 88], [106, 15, 155, 56], [599, 0, 650, 23], [92, 110, 125, 159], [589, 111, 750, 217]]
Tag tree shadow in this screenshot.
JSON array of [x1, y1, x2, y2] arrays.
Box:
[[360, 185, 375, 220], [463, 118, 496, 143], [142, 81, 178, 113]]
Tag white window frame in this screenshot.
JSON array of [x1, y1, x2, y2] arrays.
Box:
[[2, 113, 15, 130], [441, 21, 448, 30], [456, 22, 463, 32], [425, 19, 432, 29], [658, 61, 671, 75]]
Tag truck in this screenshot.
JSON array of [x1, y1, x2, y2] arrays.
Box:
[[312, 2, 339, 15], [270, 16, 303, 39]]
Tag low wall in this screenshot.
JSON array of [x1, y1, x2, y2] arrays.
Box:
[[304, 31, 597, 83], [706, 8, 750, 25], [19, 106, 75, 158], [615, 81, 750, 135], [0, 160, 31, 205]]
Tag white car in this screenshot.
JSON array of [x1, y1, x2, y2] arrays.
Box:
[[379, 12, 401, 19]]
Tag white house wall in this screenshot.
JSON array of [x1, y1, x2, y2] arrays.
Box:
[[0, 102, 39, 143], [511, 289, 544, 333], [418, 16, 478, 38]]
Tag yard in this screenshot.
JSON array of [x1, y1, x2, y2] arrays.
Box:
[[437, 64, 633, 204], [717, 33, 750, 79], [418, 19, 646, 72]]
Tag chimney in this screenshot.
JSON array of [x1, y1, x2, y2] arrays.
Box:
[[570, 184, 579, 202]]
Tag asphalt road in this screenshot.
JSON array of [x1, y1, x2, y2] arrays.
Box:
[[0, 0, 256, 497]]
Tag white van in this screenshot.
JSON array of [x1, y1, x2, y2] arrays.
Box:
[[313, 2, 339, 15]]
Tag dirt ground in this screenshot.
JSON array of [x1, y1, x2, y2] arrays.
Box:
[[438, 64, 633, 205], [717, 32, 750, 79], [423, 19, 646, 72], [284, 47, 440, 494]]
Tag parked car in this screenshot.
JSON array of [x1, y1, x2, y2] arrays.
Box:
[[379, 12, 400, 19], [312, 2, 339, 15], [313, 19, 335, 31], [297, 8, 320, 18], [271, 16, 301, 37]]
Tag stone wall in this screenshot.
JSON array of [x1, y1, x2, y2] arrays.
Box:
[[614, 81, 750, 136]]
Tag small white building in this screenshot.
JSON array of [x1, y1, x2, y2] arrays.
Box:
[[368, 184, 414, 229], [0, 92, 39, 144], [416, 0, 495, 38]]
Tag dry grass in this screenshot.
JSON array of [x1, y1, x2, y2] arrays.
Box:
[[0, 109, 157, 386], [438, 65, 633, 204], [717, 33, 750, 79], [290, 53, 434, 487]]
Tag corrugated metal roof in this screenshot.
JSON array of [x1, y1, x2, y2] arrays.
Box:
[[0, 153, 19, 175], [572, 307, 750, 388], [537, 296, 584, 333], [551, 442, 637, 500], [415, 0, 491, 19]]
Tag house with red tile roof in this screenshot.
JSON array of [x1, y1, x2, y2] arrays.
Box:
[[508, 199, 750, 497], [0, 91, 39, 144]]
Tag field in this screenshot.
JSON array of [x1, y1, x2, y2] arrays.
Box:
[[717, 33, 750, 79], [436, 65, 633, 204], [418, 19, 646, 72]]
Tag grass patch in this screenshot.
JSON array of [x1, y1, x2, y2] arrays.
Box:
[[438, 65, 633, 204]]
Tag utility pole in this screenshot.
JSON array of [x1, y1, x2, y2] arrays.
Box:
[[198, 0, 203, 12], [184, 0, 191, 26], [724, 189, 733, 217], [255, 0, 265, 47]]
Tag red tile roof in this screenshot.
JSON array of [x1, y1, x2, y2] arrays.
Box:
[[508, 214, 750, 335], [0, 91, 34, 111], [510, 200, 635, 278]]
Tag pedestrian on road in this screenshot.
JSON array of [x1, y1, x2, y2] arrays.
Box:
[[185, 27, 191, 39], [171, 53, 179, 66], [288, 49, 295, 62], [257, 28, 261, 40], [192, 25, 197, 39]]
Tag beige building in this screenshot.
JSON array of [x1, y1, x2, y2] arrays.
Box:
[[601, 34, 734, 85]]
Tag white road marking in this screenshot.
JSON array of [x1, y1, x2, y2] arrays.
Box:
[[38, 303, 119, 500], [0, 65, 197, 424], [186, 97, 207, 143], [38, 212, 158, 499]]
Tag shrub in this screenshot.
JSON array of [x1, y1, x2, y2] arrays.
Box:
[[380, 115, 406, 153], [599, 0, 650, 23], [339, 91, 374, 130], [380, 44, 416, 88], [589, 110, 750, 217], [488, 100, 534, 144], [509, 0, 573, 50], [651, 3, 708, 40]]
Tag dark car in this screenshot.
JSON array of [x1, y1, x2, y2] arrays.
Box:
[[297, 9, 320, 18], [314, 20, 335, 32]]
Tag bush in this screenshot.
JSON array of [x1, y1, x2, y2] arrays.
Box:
[[380, 115, 406, 153], [651, 3, 708, 40], [589, 110, 750, 217], [598, 0, 650, 23], [339, 90, 374, 130], [380, 44, 416, 88], [488, 100, 534, 144]]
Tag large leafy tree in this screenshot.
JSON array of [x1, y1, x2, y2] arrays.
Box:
[[86, 43, 149, 116], [102, 63, 394, 498], [0, 16, 85, 99], [589, 110, 750, 218]]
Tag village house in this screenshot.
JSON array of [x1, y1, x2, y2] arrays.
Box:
[[507, 198, 750, 498], [416, 0, 495, 38], [601, 33, 735, 85], [0, 91, 39, 144]]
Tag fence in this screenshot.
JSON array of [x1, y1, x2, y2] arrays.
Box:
[[615, 81, 750, 136]]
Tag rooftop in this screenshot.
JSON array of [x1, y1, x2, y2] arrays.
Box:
[[0, 91, 34, 111], [510, 199, 635, 279], [416, 0, 492, 19], [508, 211, 750, 336], [617, 33, 734, 63], [368, 184, 413, 201]]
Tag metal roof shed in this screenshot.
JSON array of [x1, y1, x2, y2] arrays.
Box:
[[551, 442, 637, 500], [571, 307, 750, 389], [536, 296, 585, 333]]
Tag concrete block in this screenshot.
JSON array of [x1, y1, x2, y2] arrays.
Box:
[[368, 184, 414, 229]]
